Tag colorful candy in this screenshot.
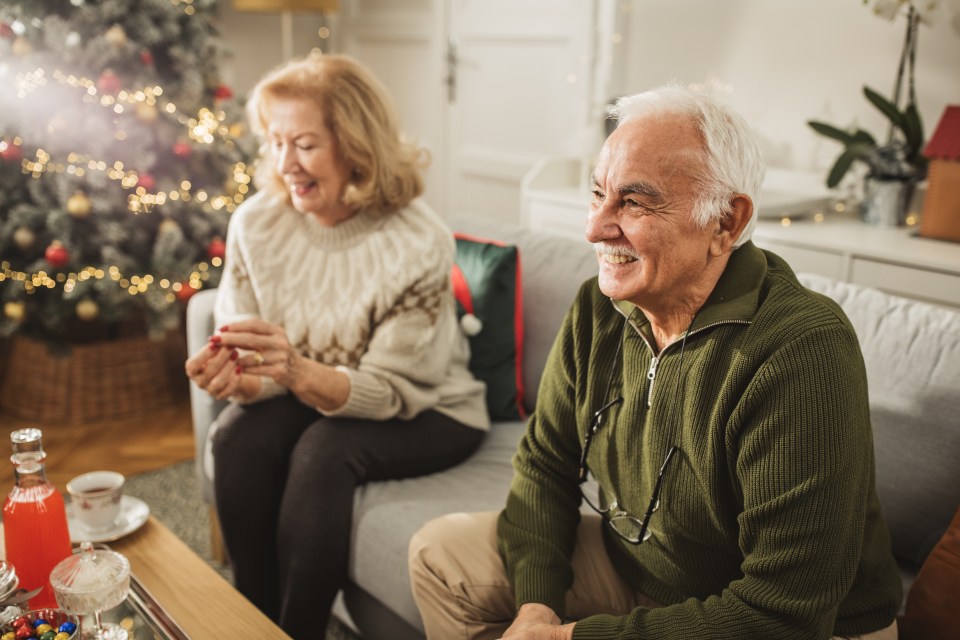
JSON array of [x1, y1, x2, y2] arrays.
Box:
[[1, 614, 77, 640]]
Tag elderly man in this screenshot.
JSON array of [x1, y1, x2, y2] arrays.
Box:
[[408, 85, 902, 640]]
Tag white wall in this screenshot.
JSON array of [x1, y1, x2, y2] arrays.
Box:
[[216, 4, 336, 94], [618, 0, 960, 176], [218, 1, 960, 189]]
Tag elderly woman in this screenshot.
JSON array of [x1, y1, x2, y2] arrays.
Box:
[[184, 54, 488, 637]]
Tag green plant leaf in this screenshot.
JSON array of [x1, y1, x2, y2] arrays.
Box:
[[826, 146, 868, 188], [850, 129, 877, 146], [808, 121, 858, 144], [864, 86, 906, 133], [902, 102, 925, 158]]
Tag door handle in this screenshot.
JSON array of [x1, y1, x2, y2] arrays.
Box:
[[445, 37, 458, 103]]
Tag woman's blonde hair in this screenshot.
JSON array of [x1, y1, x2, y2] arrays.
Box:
[[246, 53, 428, 214]]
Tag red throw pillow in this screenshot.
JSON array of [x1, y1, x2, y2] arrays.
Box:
[[899, 505, 960, 640], [450, 233, 524, 422]]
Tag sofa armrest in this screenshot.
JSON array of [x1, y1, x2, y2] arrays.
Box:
[[185, 288, 226, 504]]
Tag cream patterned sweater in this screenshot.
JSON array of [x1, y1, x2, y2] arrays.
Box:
[[214, 190, 489, 431]]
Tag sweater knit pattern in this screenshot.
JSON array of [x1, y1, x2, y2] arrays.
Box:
[[214, 190, 489, 429], [497, 243, 902, 640]]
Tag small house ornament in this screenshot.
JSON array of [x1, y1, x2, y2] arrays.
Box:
[[919, 106, 960, 243]]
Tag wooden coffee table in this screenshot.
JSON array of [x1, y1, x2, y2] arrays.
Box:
[[1, 516, 291, 639]]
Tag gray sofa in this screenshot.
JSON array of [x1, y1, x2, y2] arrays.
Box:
[[186, 219, 960, 639]]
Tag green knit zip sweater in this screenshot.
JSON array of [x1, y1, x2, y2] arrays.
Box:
[[497, 242, 901, 639]]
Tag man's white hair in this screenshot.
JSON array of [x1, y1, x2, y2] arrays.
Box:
[[608, 85, 765, 249]]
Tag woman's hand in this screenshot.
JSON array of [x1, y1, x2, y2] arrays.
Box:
[[214, 317, 305, 389], [184, 340, 243, 401], [213, 317, 349, 411], [500, 604, 575, 640]]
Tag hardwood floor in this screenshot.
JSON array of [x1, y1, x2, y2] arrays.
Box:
[[0, 394, 195, 493]]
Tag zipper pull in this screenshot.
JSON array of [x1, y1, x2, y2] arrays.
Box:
[[646, 355, 659, 408]]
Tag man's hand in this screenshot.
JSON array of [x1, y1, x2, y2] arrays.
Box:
[[500, 603, 575, 640]]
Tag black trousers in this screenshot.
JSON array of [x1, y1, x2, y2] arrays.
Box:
[[212, 394, 485, 639]]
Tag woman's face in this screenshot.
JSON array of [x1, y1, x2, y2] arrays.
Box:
[[266, 96, 355, 226]]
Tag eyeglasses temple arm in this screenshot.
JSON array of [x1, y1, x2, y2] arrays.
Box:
[[577, 396, 624, 482], [637, 445, 679, 541]]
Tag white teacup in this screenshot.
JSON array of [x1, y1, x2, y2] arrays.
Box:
[[67, 471, 125, 532]]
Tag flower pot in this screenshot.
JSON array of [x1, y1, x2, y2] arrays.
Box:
[[862, 176, 915, 227]]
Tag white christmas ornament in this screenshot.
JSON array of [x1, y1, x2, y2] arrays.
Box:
[[459, 313, 483, 337]]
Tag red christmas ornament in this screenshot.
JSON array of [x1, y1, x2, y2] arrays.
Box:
[[175, 282, 198, 302], [213, 84, 234, 102], [96, 69, 122, 95], [137, 173, 156, 191], [207, 236, 226, 260], [44, 242, 69, 269], [0, 22, 13, 39], [0, 140, 22, 162], [139, 49, 154, 66], [172, 141, 192, 158]]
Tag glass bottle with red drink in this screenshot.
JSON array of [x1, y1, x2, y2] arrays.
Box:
[[2, 428, 72, 609]]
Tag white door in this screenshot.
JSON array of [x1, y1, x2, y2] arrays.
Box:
[[443, 0, 597, 223], [342, 0, 600, 225]]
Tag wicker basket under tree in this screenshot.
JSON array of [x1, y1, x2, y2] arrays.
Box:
[[0, 315, 188, 424]]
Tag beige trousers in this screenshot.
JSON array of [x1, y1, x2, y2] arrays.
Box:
[[408, 511, 897, 640]]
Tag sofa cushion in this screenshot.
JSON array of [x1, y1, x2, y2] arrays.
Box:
[[450, 220, 598, 415], [348, 421, 526, 633], [452, 234, 524, 421], [797, 273, 960, 570], [899, 506, 960, 639]]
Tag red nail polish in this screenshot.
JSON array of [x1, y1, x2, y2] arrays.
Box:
[[230, 350, 239, 361], [235, 365, 243, 374], [208, 342, 220, 351], [219, 325, 230, 332]]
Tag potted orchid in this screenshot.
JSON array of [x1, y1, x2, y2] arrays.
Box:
[[808, 0, 959, 225]]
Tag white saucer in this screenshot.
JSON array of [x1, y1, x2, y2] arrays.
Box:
[[66, 495, 150, 543]]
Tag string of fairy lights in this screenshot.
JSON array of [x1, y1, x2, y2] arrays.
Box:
[[0, 7, 256, 311], [11, 66, 253, 214], [0, 258, 219, 303]]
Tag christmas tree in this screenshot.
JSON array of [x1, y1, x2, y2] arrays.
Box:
[[0, 0, 256, 345]]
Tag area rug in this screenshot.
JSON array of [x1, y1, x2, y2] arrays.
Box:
[[125, 460, 359, 640]]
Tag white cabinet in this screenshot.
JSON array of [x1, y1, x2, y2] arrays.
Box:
[[521, 157, 960, 308], [753, 217, 960, 308], [520, 157, 590, 241]]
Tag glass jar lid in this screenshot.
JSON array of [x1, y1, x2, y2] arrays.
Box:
[[0, 561, 18, 601], [49, 541, 130, 595]]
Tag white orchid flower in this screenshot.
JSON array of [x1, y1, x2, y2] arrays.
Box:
[[913, 0, 942, 24], [868, 0, 909, 21]]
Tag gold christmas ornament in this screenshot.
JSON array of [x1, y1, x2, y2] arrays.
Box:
[[12, 37, 31, 57], [135, 102, 158, 123], [13, 226, 35, 249], [3, 301, 26, 323], [228, 122, 247, 138], [158, 218, 181, 235], [67, 191, 92, 218], [105, 24, 127, 48], [75, 298, 99, 321]]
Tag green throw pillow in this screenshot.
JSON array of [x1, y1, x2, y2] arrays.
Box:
[[451, 234, 524, 422]]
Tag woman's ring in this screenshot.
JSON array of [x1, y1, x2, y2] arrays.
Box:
[[253, 351, 265, 366]]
